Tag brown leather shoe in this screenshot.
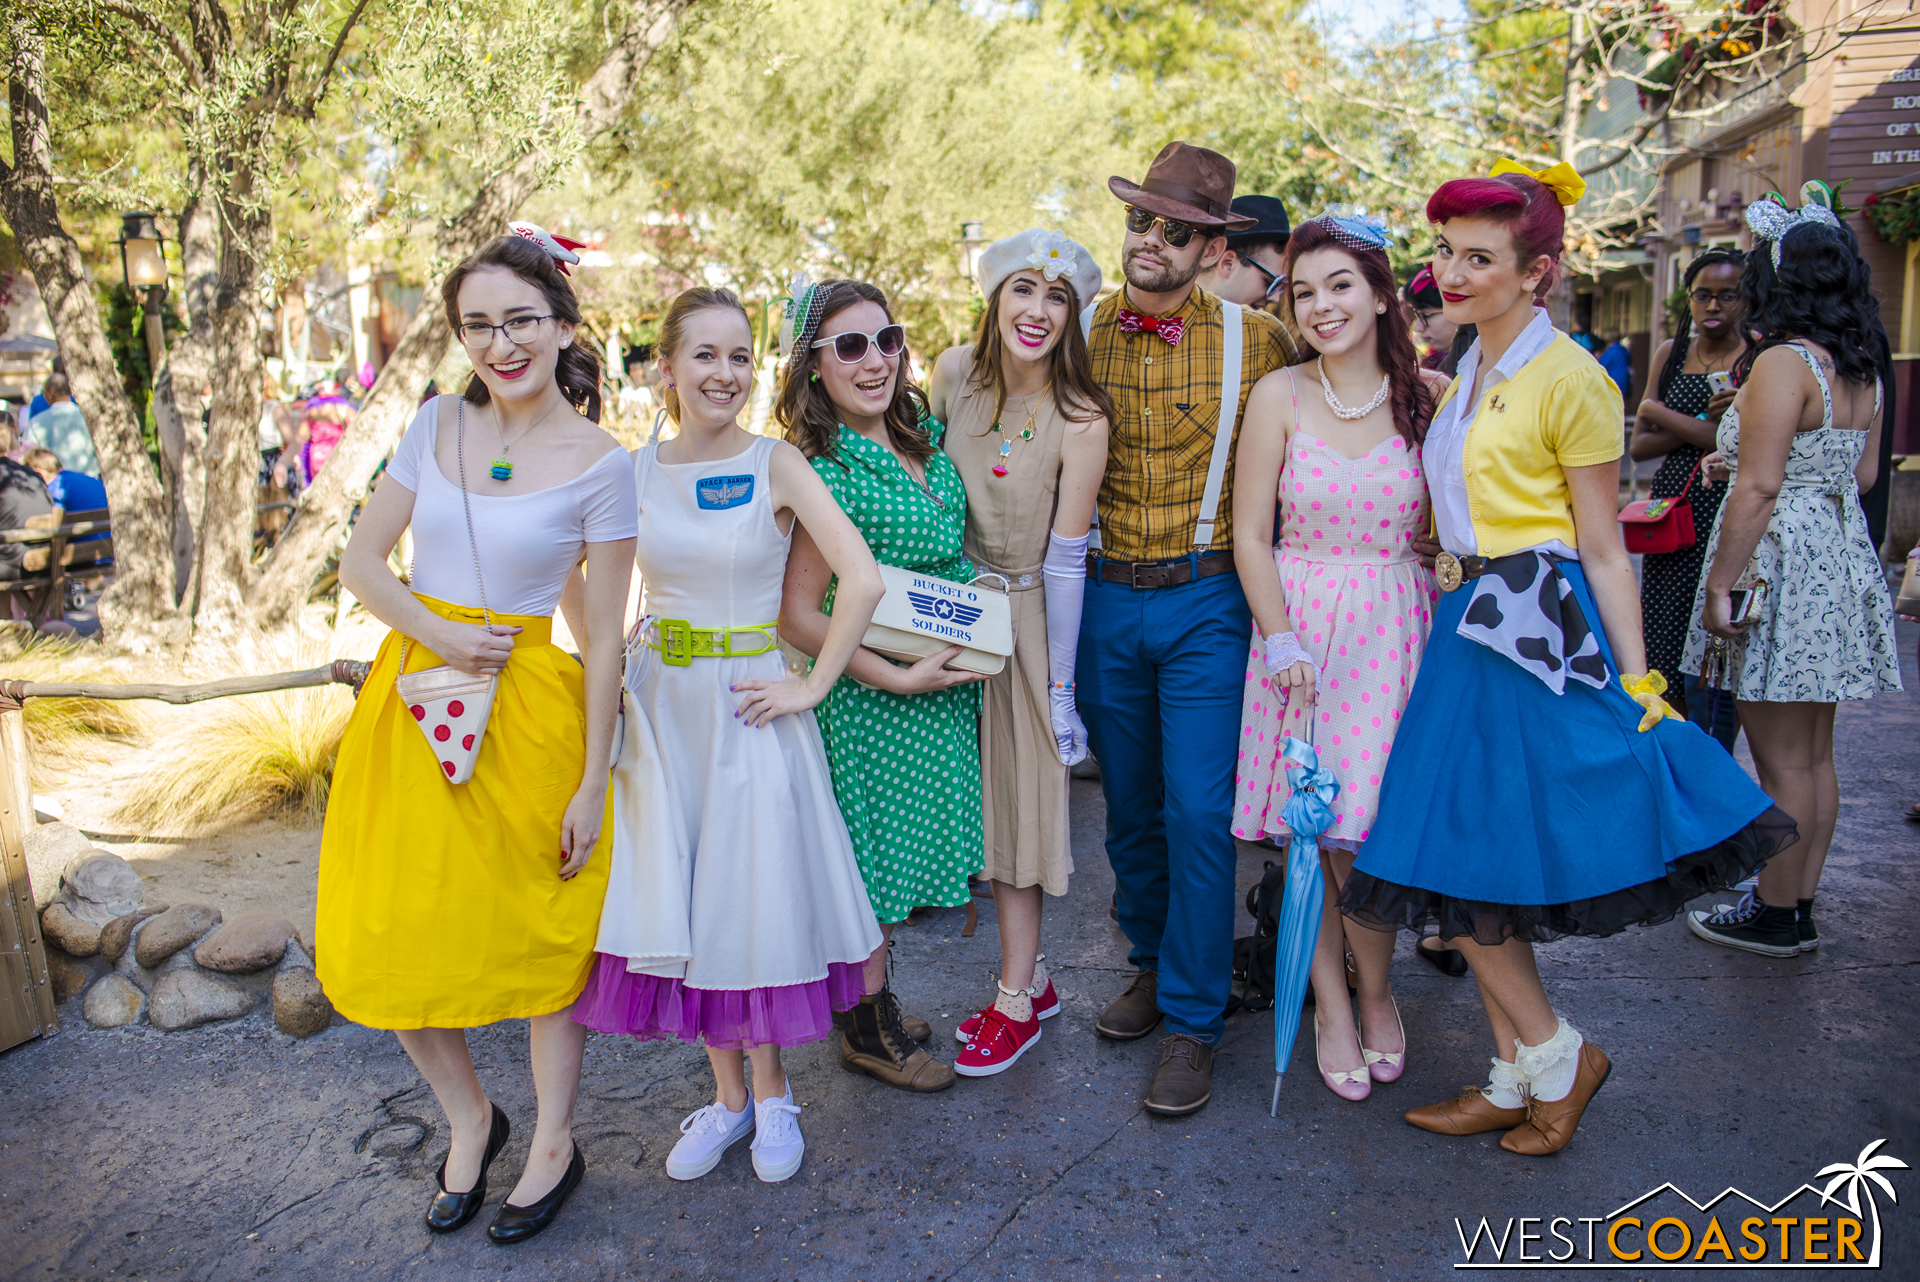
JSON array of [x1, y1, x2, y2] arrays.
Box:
[[1143, 1034, 1213, 1115], [1096, 970, 1162, 1041], [1500, 1043, 1611, 1155], [1406, 1086, 1528, 1136], [839, 987, 955, 1093], [832, 1007, 930, 1042]]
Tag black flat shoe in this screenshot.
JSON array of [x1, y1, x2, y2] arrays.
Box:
[[1415, 935, 1470, 978], [487, 1142, 585, 1246], [426, 1102, 511, 1234]]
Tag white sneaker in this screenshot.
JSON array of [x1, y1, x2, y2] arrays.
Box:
[[665, 1100, 753, 1181], [750, 1088, 805, 1183]]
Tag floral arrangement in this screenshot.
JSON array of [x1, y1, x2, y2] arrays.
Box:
[[1863, 189, 1920, 245], [1634, 0, 1789, 109]]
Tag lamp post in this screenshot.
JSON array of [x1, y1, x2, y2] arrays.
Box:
[[958, 221, 990, 284], [117, 212, 170, 383]]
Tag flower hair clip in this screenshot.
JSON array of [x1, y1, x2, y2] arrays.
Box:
[[508, 221, 587, 276], [1745, 181, 1841, 268], [1023, 230, 1079, 282], [1316, 205, 1389, 252]]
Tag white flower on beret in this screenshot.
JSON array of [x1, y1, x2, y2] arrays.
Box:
[[1024, 231, 1079, 282]]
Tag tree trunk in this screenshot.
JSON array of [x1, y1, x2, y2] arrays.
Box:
[[0, 19, 174, 648], [160, 175, 220, 614], [248, 0, 695, 627]]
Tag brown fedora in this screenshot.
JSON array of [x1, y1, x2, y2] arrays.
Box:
[[1109, 141, 1256, 231]]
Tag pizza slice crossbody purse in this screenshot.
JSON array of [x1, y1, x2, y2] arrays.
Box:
[[392, 400, 501, 784]]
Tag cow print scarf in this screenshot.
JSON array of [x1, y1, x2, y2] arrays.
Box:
[[1457, 552, 1609, 694]]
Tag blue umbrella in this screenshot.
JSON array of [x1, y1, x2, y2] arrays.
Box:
[[1270, 732, 1341, 1116]]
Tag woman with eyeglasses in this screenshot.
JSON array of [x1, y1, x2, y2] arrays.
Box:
[[777, 278, 985, 1094], [316, 229, 636, 1242], [1403, 266, 1461, 375], [1629, 249, 1748, 740], [924, 231, 1112, 1079]]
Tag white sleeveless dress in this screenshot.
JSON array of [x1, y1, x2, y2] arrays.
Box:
[[572, 435, 881, 1049]]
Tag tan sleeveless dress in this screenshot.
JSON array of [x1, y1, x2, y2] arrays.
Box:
[[943, 363, 1074, 895]]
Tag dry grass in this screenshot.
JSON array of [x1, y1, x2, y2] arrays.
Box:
[[115, 684, 354, 836], [0, 633, 148, 769]]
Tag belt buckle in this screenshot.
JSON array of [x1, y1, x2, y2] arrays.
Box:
[[1129, 561, 1151, 589], [1435, 551, 1464, 593], [659, 618, 693, 666], [723, 627, 769, 657]]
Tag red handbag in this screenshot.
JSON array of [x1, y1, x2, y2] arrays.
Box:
[[1618, 455, 1704, 555]]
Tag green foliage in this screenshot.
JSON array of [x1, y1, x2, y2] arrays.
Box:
[[100, 283, 183, 456], [1864, 188, 1920, 245]]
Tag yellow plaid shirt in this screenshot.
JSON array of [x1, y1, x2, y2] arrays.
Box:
[[1089, 284, 1301, 563]]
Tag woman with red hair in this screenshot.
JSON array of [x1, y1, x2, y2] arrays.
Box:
[[1335, 165, 1793, 1156], [1231, 211, 1448, 1102]]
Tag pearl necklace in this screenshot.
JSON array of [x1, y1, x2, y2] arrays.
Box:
[[1319, 365, 1391, 421]]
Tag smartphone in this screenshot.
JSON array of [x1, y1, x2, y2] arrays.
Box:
[[1707, 371, 1733, 394], [1727, 588, 1754, 623]]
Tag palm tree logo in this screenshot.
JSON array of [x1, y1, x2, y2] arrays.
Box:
[[1817, 1139, 1908, 1267]]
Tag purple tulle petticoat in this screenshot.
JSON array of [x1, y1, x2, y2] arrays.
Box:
[[571, 953, 866, 1050]]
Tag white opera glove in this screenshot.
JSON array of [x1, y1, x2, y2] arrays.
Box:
[[1264, 631, 1319, 688], [1043, 529, 1091, 766]]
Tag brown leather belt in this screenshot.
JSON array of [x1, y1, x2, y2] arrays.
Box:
[[1088, 550, 1237, 590]]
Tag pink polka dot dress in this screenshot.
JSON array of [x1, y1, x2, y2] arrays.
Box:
[[1232, 431, 1438, 851]]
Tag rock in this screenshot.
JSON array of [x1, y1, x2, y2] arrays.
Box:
[[112, 945, 157, 994], [22, 822, 92, 911], [82, 973, 146, 1028], [273, 968, 332, 1038], [147, 969, 253, 1031], [97, 906, 167, 962], [39, 902, 101, 957], [45, 947, 96, 1003], [194, 913, 297, 974], [134, 904, 222, 969], [59, 851, 144, 926]]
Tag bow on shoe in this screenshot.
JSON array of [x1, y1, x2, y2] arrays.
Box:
[[1118, 309, 1186, 346]]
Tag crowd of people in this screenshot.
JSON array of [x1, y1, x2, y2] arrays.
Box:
[[302, 140, 1904, 1243]]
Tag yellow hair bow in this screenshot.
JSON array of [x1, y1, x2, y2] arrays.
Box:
[[1619, 671, 1684, 733], [1489, 158, 1587, 208]]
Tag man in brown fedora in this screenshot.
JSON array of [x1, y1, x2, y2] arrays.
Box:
[[1075, 141, 1299, 1116]]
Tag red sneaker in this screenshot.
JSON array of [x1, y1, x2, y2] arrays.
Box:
[[955, 980, 1059, 1044], [953, 1007, 1042, 1078]]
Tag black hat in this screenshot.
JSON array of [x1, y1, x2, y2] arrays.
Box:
[[1223, 195, 1291, 249]]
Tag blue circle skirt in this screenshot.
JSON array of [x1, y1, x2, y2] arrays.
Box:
[[1341, 561, 1794, 943]]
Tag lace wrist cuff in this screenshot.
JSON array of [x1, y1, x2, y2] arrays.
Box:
[[1263, 631, 1314, 676]]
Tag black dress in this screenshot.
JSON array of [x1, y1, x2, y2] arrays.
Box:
[[1639, 360, 1728, 682]]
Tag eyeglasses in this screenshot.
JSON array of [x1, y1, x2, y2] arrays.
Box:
[[1124, 206, 1200, 249], [810, 324, 906, 364], [1242, 256, 1286, 299], [456, 314, 555, 349], [1689, 290, 1740, 307], [1415, 309, 1446, 328]]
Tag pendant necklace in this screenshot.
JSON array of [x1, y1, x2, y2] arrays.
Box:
[[991, 382, 1050, 477], [1319, 365, 1391, 421], [489, 401, 566, 481]]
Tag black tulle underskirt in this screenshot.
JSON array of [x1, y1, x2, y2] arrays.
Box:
[[1338, 804, 1798, 946]]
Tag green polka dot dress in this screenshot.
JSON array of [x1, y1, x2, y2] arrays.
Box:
[[811, 422, 984, 925]]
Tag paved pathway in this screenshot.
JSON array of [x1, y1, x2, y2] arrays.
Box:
[[3, 623, 1916, 1281]]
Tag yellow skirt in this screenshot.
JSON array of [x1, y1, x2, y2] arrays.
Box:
[[315, 595, 612, 1029]]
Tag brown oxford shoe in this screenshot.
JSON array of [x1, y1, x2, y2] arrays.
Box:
[[1500, 1043, 1612, 1156], [1144, 1034, 1214, 1116], [1096, 969, 1162, 1041], [1406, 1086, 1528, 1136]]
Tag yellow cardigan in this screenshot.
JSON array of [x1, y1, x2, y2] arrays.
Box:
[[1432, 332, 1624, 557]]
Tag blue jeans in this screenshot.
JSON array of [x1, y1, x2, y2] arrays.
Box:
[[1078, 567, 1251, 1043], [1683, 672, 1739, 751]]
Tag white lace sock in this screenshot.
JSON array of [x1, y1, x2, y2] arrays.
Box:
[[992, 979, 1035, 1022], [1031, 953, 1050, 991], [1483, 1057, 1526, 1109], [1515, 1019, 1584, 1103]]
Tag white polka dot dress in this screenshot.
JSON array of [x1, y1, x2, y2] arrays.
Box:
[[811, 424, 985, 924], [1232, 432, 1438, 850]]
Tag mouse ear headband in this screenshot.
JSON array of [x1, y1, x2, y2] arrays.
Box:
[[507, 221, 587, 276], [1745, 181, 1840, 269]]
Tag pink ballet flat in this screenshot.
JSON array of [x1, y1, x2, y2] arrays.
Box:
[[1361, 994, 1407, 1083], [1314, 1013, 1372, 1102]]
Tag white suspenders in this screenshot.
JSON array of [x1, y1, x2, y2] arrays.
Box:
[[1080, 299, 1244, 556]]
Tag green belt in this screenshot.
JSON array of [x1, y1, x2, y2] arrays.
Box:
[[646, 618, 779, 666]]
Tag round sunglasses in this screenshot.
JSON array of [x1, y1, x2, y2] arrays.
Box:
[[1124, 205, 1201, 249], [811, 324, 906, 364]]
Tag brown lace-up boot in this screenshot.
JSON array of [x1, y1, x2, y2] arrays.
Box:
[[840, 986, 955, 1092]]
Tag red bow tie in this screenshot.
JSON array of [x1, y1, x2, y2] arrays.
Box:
[[1117, 308, 1186, 346]]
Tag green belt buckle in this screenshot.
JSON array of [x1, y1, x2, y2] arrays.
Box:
[[723, 628, 764, 657], [659, 618, 693, 666]]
